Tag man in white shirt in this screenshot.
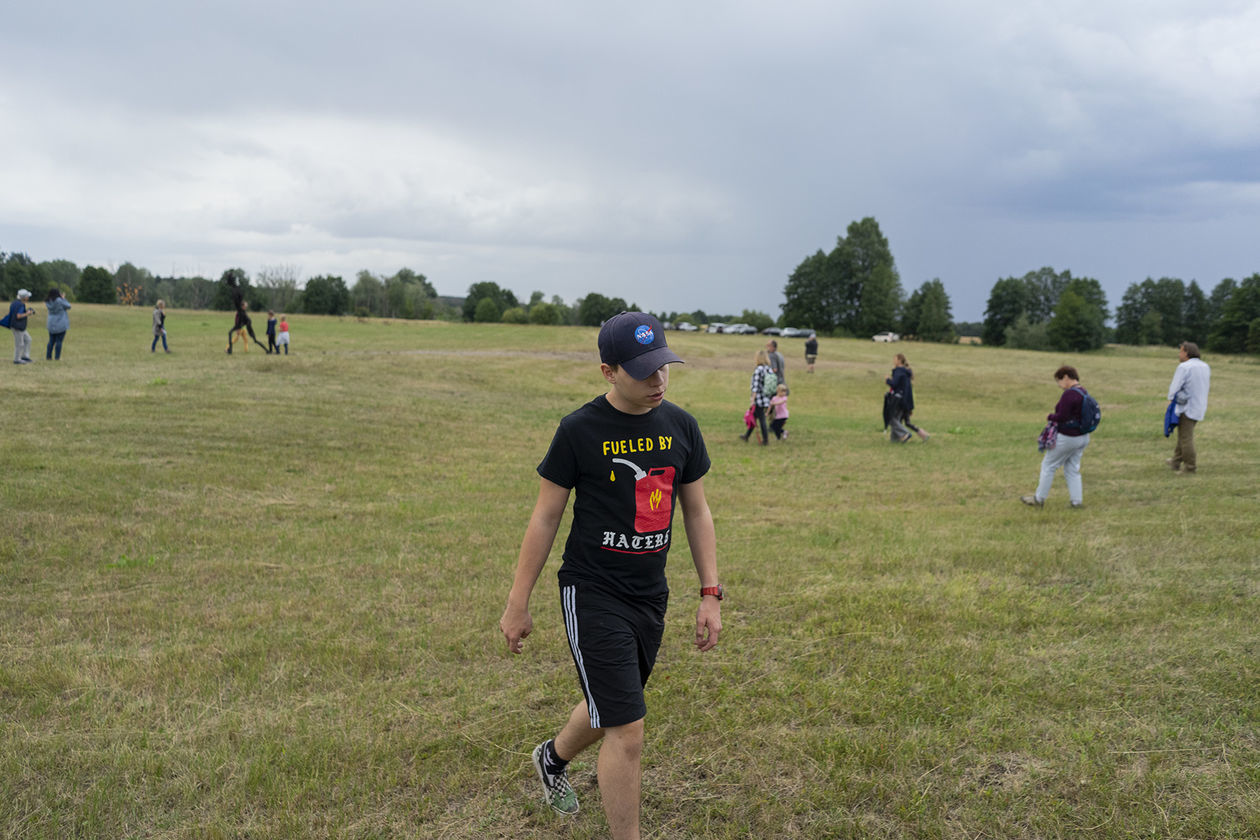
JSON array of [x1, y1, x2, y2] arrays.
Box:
[[1166, 341, 1211, 473]]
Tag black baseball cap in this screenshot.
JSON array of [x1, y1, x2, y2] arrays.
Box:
[[597, 312, 684, 380]]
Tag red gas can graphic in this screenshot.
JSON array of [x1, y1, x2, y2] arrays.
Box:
[[613, 458, 675, 532]]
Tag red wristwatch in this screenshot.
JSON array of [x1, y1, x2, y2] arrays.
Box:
[[700, 585, 724, 601]]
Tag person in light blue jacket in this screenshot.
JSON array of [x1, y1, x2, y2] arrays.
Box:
[[1166, 341, 1210, 473], [44, 288, 72, 360]]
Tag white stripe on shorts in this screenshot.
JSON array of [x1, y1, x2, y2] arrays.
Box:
[[562, 584, 600, 729]]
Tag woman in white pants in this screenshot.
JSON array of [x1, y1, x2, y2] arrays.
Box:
[[1022, 365, 1091, 509]]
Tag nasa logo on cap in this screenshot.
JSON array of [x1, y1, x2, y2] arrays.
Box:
[[634, 324, 655, 345]]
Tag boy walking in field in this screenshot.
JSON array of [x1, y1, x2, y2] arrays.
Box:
[[499, 311, 724, 840]]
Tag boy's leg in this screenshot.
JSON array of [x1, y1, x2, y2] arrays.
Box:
[[597, 718, 644, 840], [554, 699, 605, 759]]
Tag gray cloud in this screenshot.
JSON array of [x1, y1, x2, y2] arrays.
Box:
[[3, 0, 1258, 320]]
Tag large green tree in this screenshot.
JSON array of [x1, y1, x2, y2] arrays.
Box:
[[576, 292, 630, 327], [1115, 277, 1187, 346], [1047, 283, 1107, 351], [779, 250, 833, 331], [300, 275, 350, 315], [463, 282, 518, 322], [780, 217, 900, 334], [77, 265, 117, 304], [981, 277, 1030, 346], [856, 262, 903, 336], [901, 278, 954, 342], [983, 267, 1095, 347]]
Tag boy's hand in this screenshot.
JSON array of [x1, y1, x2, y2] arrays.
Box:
[[500, 603, 533, 655], [694, 600, 722, 652]]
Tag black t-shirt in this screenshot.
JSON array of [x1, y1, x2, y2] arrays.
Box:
[[538, 394, 711, 600]]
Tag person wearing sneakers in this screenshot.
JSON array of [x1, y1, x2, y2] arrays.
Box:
[[1022, 365, 1092, 509], [1165, 341, 1210, 474], [885, 353, 929, 443], [6, 289, 35, 364], [740, 349, 773, 445], [499, 311, 723, 840]]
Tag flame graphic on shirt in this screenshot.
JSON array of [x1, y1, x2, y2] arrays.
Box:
[[649, 487, 662, 511]]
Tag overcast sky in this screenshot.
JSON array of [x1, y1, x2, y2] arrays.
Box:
[[3, 1, 1258, 321]]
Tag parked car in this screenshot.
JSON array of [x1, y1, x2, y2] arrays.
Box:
[[761, 327, 782, 335], [780, 327, 810, 337], [707, 322, 727, 333], [676, 321, 698, 331], [872, 331, 900, 342], [724, 323, 758, 335]]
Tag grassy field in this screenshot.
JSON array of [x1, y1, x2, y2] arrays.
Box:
[[2, 305, 1258, 839]]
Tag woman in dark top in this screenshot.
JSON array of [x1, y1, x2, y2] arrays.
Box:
[[885, 353, 929, 442], [1021, 365, 1091, 509]]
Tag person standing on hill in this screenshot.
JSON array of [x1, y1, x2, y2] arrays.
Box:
[[152, 300, 170, 353], [265, 310, 279, 354], [499, 311, 722, 840], [6, 289, 35, 364], [804, 333, 818, 373], [1165, 341, 1211, 474], [44, 288, 71, 361], [766, 339, 787, 392]]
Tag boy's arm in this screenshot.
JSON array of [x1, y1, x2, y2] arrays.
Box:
[[500, 477, 571, 655], [679, 477, 721, 652]]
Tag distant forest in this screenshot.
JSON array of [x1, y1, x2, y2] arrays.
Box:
[[4, 236, 1258, 354]]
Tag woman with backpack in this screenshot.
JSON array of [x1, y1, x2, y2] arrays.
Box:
[[1021, 365, 1094, 509], [740, 349, 773, 445]]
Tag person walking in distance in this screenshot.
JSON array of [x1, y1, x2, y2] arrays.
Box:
[[152, 300, 170, 353], [499, 311, 723, 840], [804, 333, 818, 373], [766, 339, 787, 392], [44, 288, 71, 361], [1166, 341, 1211, 474], [740, 350, 773, 445]]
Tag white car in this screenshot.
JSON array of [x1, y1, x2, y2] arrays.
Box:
[[872, 331, 900, 342], [780, 327, 809, 337], [724, 323, 757, 335], [707, 323, 727, 333], [676, 321, 698, 331]]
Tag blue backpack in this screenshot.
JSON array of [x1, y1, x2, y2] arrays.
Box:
[[1069, 386, 1101, 434]]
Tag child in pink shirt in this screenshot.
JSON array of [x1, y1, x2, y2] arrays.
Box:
[[769, 384, 789, 440]]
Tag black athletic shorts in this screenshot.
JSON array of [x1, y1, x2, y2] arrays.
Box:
[[560, 581, 667, 729]]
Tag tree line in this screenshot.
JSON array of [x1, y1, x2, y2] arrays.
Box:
[[981, 268, 1260, 353], [9, 242, 1257, 354], [1113, 274, 1260, 354], [0, 252, 454, 319]]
